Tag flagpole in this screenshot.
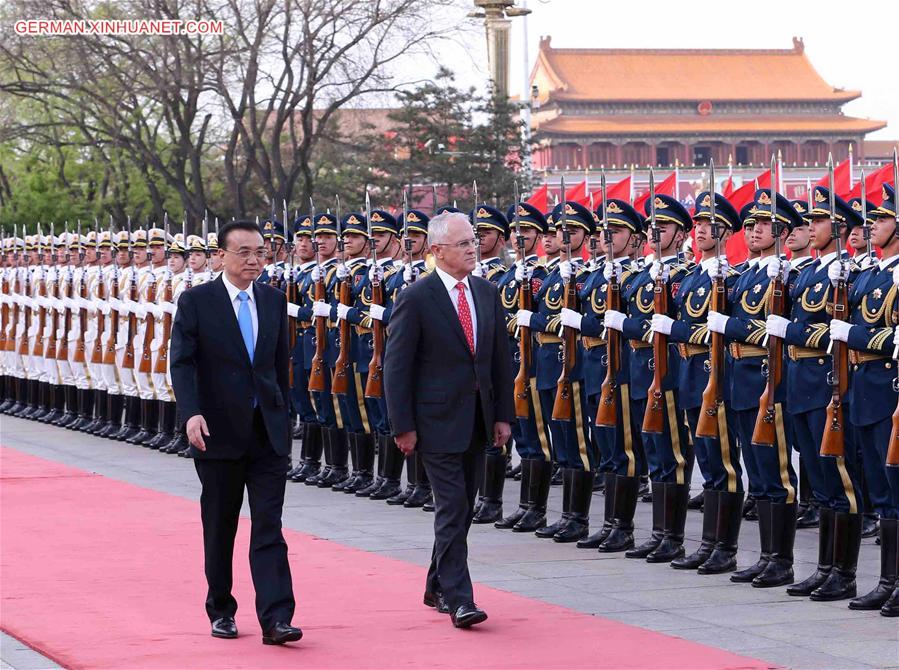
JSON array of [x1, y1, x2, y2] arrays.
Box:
[[848, 143, 854, 190]]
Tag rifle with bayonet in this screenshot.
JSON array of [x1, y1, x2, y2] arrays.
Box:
[[73, 221, 89, 364], [308, 198, 329, 393], [9, 225, 23, 354], [57, 223, 73, 363], [103, 217, 120, 365], [333, 195, 351, 395], [283, 200, 297, 390], [31, 224, 47, 358], [122, 218, 138, 371], [153, 216, 174, 375], [44, 224, 60, 362], [887, 149, 899, 468], [90, 218, 107, 365], [820, 153, 850, 458], [552, 175, 577, 422], [0, 229, 8, 354], [364, 189, 385, 399], [139, 220, 159, 375], [596, 173, 621, 427], [512, 183, 532, 419], [643, 170, 669, 434], [17, 224, 32, 357]]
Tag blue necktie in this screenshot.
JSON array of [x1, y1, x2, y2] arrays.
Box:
[[237, 291, 254, 362]]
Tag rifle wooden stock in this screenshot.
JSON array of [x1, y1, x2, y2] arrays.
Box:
[[364, 281, 385, 399], [138, 279, 155, 374], [152, 275, 172, 374], [17, 274, 30, 356], [103, 272, 120, 365], [697, 275, 727, 438], [308, 277, 328, 392], [57, 273, 72, 361], [887, 398, 899, 467], [552, 278, 578, 422], [72, 270, 88, 364], [44, 274, 59, 361], [31, 273, 47, 357], [122, 273, 137, 370], [751, 273, 786, 447], [8, 273, 20, 353], [819, 279, 849, 457], [642, 274, 669, 434], [596, 274, 621, 428], [0, 275, 10, 352], [332, 276, 352, 395], [91, 269, 107, 364], [513, 273, 533, 419]]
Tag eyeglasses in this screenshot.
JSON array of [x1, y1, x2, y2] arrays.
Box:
[[436, 238, 478, 250], [223, 248, 267, 260]]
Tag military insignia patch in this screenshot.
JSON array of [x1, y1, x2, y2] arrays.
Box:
[[753, 284, 762, 294], [607, 202, 622, 214], [697, 287, 706, 296], [530, 278, 543, 293], [814, 282, 823, 293], [700, 194, 712, 207], [671, 282, 681, 296], [815, 188, 827, 203], [758, 192, 772, 205], [873, 288, 883, 300], [371, 212, 385, 222]]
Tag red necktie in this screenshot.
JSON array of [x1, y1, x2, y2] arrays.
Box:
[[455, 281, 475, 354]]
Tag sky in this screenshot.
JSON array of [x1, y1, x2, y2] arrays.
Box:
[[428, 0, 898, 140]]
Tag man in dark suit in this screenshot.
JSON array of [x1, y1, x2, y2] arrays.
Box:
[[384, 211, 514, 629], [170, 220, 302, 645]]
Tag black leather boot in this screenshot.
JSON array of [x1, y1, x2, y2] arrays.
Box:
[[578, 472, 617, 548], [673, 488, 719, 569], [473, 453, 507, 524], [65, 388, 88, 430], [849, 518, 898, 610], [343, 433, 375, 493], [148, 401, 176, 450], [368, 435, 403, 499], [318, 428, 349, 487], [356, 433, 386, 496], [554, 469, 594, 543], [6, 378, 24, 416], [810, 512, 862, 601], [127, 399, 153, 444], [293, 423, 323, 483], [112, 396, 140, 441], [536, 467, 573, 538], [743, 494, 758, 520], [626, 481, 664, 558], [40, 384, 63, 423], [305, 426, 333, 486], [598, 475, 639, 553], [647, 483, 690, 563], [496, 458, 533, 529], [753, 502, 797, 587], [96, 393, 123, 438], [138, 400, 161, 446], [19, 379, 39, 418], [30, 381, 49, 420], [53, 385, 76, 426], [796, 502, 820, 529], [731, 500, 772, 582], [386, 455, 416, 504], [698, 490, 744, 574], [882, 586, 899, 616], [687, 489, 705, 511], [404, 455, 433, 508], [513, 459, 552, 532], [788, 507, 834, 596], [82, 389, 105, 432], [332, 432, 360, 492]]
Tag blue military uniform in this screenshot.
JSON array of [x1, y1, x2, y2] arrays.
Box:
[[258, 219, 288, 288]]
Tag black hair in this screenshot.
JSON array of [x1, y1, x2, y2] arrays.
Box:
[[218, 220, 263, 250]]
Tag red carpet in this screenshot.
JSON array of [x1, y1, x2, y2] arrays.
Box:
[[1, 446, 770, 669]]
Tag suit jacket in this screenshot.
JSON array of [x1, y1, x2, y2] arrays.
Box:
[[170, 275, 291, 459], [384, 271, 515, 453]]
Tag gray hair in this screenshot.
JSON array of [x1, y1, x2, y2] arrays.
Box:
[[428, 212, 471, 247]]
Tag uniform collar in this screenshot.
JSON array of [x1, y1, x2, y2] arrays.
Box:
[[299, 260, 317, 271], [880, 254, 899, 271]]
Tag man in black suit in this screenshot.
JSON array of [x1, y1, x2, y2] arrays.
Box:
[[170, 220, 302, 645], [384, 211, 514, 629]]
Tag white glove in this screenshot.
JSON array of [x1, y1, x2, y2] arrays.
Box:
[[369, 304, 385, 321], [99, 302, 111, 316], [559, 260, 572, 282], [336, 263, 348, 280], [709, 257, 729, 279], [649, 261, 669, 282], [369, 264, 384, 283], [403, 264, 413, 283], [707, 310, 729, 334], [603, 261, 622, 282], [517, 309, 533, 329], [312, 301, 331, 318], [859, 255, 874, 270], [766, 314, 790, 340], [767, 259, 790, 281], [471, 263, 483, 278], [271, 265, 284, 280], [827, 260, 849, 287], [286, 302, 300, 318], [893, 265, 899, 288], [108, 298, 122, 312], [160, 301, 176, 315], [148, 303, 164, 319], [311, 265, 323, 282], [514, 262, 532, 283], [830, 319, 851, 343], [651, 314, 674, 335], [133, 304, 147, 319], [894, 325, 899, 348], [559, 308, 582, 331], [87, 299, 101, 315], [604, 309, 625, 332], [336, 303, 351, 321]]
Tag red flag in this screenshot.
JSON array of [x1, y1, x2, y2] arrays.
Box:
[[526, 183, 549, 212], [816, 158, 851, 199], [727, 168, 772, 211], [633, 172, 677, 214], [564, 180, 587, 204], [845, 163, 893, 205], [722, 176, 734, 198]]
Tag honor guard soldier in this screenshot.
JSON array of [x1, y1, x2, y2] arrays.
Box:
[[603, 194, 693, 558], [829, 184, 899, 612], [661, 192, 744, 572], [259, 219, 289, 287], [494, 202, 554, 532], [81, 229, 115, 434], [568, 198, 644, 549], [847, 198, 880, 270], [518, 200, 595, 543], [707, 189, 804, 587]]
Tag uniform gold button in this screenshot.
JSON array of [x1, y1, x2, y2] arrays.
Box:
[[887, 363, 893, 369], [817, 359, 824, 365]]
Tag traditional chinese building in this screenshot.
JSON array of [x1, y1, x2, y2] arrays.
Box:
[[529, 36, 886, 170]]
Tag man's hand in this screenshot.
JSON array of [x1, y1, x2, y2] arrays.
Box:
[[395, 430, 417, 455], [186, 415, 210, 451], [493, 421, 512, 449]]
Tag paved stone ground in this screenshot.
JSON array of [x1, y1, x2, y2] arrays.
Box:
[[2, 415, 897, 670]]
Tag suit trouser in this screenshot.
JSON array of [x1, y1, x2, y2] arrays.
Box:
[[421, 402, 487, 611], [791, 407, 861, 513], [193, 409, 295, 629], [685, 406, 742, 492]]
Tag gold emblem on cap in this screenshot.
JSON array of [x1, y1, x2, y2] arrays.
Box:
[[606, 202, 622, 214], [700, 194, 712, 207], [407, 212, 421, 223], [517, 204, 529, 217], [815, 188, 827, 203], [316, 215, 331, 225], [347, 214, 361, 225], [851, 200, 862, 211], [653, 196, 668, 209], [263, 221, 273, 230], [371, 212, 385, 222], [757, 192, 772, 205], [793, 202, 806, 212], [477, 207, 490, 218], [564, 203, 577, 215]]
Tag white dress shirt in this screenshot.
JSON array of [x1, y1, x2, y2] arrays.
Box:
[[435, 265, 478, 352], [221, 272, 258, 349]]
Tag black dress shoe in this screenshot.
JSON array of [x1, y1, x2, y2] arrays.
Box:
[[262, 622, 303, 645], [211, 616, 238, 639], [423, 591, 450, 614], [451, 603, 488, 629]]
